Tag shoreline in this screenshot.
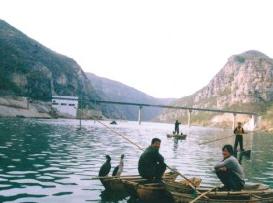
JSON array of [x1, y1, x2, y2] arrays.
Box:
[[0, 96, 272, 132]]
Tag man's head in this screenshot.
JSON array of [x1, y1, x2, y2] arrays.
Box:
[[222, 144, 233, 159], [238, 122, 242, 127], [151, 138, 161, 149]]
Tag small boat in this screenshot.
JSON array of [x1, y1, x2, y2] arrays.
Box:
[[241, 149, 251, 157], [100, 171, 179, 192], [235, 149, 251, 162], [110, 120, 117, 125], [171, 183, 273, 203], [167, 133, 187, 140], [120, 176, 273, 203], [122, 176, 200, 203], [16, 115, 26, 118]]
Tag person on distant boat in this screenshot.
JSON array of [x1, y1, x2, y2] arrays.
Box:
[[234, 122, 245, 152], [174, 120, 181, 135], [214, 145, 245, 191], [138, 138, 166, 181]]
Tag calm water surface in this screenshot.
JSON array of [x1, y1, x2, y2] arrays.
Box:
[[0, 118, 272, 202]]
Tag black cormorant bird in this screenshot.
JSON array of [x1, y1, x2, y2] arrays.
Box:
[[99, 155, 111, 177], [112, 154, 124, 177]]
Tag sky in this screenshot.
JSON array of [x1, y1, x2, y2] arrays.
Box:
[[1, 0, 273, 98]]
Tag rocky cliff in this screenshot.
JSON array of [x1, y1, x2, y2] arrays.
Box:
[[0, 19, 98, 102], [159, 50, 273, 129]]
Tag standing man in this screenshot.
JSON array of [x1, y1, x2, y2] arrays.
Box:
[[138, 138, 166, 181], [214, 145, 245, 191], [174, 120, 181, 135], [234, 122, 245, 152]]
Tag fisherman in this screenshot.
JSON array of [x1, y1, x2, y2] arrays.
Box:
[[234, 122, 245, 152], [214, 145, 245, 191], [174, 120, 181, 134], [138, 138, 166, 181]]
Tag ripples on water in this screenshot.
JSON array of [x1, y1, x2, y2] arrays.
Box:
[[0, 118, 272, 202]]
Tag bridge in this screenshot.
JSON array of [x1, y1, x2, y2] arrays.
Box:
[[88, 100, 258, 130]]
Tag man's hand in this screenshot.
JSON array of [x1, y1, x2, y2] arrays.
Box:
[[219, 167, 227, 172]]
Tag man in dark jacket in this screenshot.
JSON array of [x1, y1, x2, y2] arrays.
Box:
[[174, 120, 181, 134], [234, 122, 245, 152], [138, 138, 166, 180]]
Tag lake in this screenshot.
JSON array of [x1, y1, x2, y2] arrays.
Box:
[[0, 118, 272, 202]]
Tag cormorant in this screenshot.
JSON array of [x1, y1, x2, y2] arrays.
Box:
[[99, 155, 111, 177], [112, 154, 125, 177]]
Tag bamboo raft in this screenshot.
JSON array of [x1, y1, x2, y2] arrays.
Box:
[[122, 176, 201, 203], [167, 133, 187, 140], [99, 171, 179, 191], [118, 177, 273, 203], [171, 184, 273, 203], [98, 172, 273, 202]]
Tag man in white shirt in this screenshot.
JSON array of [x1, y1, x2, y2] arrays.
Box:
[[214, 144, 245, 191]]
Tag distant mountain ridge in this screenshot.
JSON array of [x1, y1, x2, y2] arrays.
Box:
[[159, 50, 273, 129], [86, 73, 174, 120]]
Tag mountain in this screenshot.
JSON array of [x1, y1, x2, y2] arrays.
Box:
[[158, 50, 273, 129], [0, 19, 98, 103], [86, 73, 174, 121], [0, 19, 173, 120]]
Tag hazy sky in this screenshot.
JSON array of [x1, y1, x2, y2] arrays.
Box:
[[1, 0, 273, 98]]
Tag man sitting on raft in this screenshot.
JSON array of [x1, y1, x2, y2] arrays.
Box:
[[138, 138, 166, 181], [214, 144, 245, 191]]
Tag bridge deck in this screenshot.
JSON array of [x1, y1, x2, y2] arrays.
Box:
[[89, 100, 257, 116]]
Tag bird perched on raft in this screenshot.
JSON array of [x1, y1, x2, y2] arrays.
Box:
[[99, 155, 111, 177], [112, 154, 125, 177]]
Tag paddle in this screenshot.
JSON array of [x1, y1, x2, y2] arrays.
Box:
[[189, 186, 218, 203]]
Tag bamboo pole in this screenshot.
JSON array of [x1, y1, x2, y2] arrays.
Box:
[[91, 175, 177, 181], [189, 186, 218, 203], [199, 135, 235, 145], [91, 175, 141, 180]]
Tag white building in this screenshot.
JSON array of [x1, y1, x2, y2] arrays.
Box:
[[51, 96, 78, 118]]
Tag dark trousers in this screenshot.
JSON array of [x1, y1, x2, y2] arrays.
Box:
[[140, 163, 167, 180], [234, 134, 244, 151], [174, 127, 179, 134], [216, 170, 244, 191]]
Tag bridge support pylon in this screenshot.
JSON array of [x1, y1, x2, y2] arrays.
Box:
[[232, 113, 236, 130], [251, 114, 256, 129], [188, 109, 192, 127], [138, 106, 142, 125]]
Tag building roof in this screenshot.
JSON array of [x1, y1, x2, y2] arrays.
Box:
[[52, 96, 78, 100]]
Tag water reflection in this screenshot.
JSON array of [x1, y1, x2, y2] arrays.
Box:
[[0, 118, 272, 202]]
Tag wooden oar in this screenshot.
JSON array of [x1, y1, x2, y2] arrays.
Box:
[[199, 135, 235, 145], [95, 119, 203, 196], [189, 186, 218, 203]]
